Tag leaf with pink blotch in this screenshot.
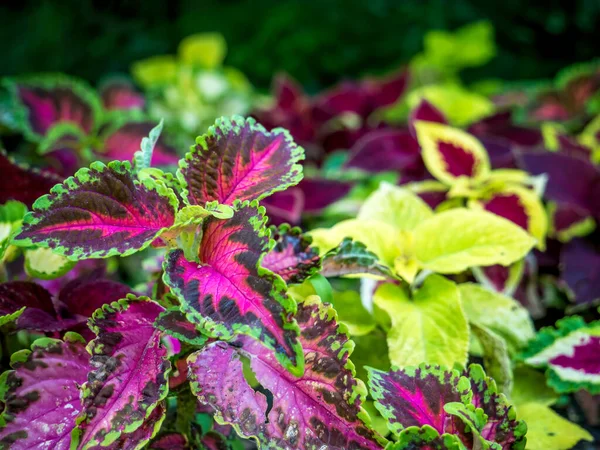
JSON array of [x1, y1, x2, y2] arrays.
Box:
[[163, 201, 304, 376], [261, 224, 321, 284], [0, 149, 64, 207], [71, 297, 170, 449], [99, 79, 145, 111], [2, 74, 102, 141], [13, 160, 178, 259], [0, 333, 90, 450], [188, 296, 386, 449], [179, 116, 304, 206], [368, 363, 526, 449]]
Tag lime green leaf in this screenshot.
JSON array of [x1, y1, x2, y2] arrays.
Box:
[[373, 275, 469, 367], [517, 402, 592, 450], [329, 290, 376, 337], [131, 55, 178, 88], [24, 247, 76, 280], [459, 283, 535, 354], [511, 366, 558, 407], [178, 33, 227, 69], [470, 324, 513, 395], [415, 121, 491, 185], [358, 183, 433, 231], [414, 209, 536, 274]]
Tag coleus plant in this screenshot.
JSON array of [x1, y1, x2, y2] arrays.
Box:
[[0, 112, 592, 450]]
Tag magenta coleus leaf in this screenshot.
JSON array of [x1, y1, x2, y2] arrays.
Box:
[[188, 297, 385, 449], [261, 188, 304, 226], [13, 160, 178, 259], [261, 224, 321, 284], [0, 333, 90, 450], [104, 402, 166, 450], [3, 75, 102, 141], [0, 149, 63, 207], [148, 432, 190, 449], [72, 296, 170, 449], [99, 79, 145, 111], [163, 201, 304, 376], [0, 281, 64, 331], [179, 116, 304, 206], [298, 178, 353, 214], [481, 193, 529, 230], [368, 363, 526, 449]]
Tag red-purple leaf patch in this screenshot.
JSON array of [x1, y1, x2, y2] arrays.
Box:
[[0, 334, 90, 450], [13, 160, 178, 259], [0, 281, 63, 331], [72, 297, 170, 449], [0, 149, 63, 207], [482, 193, 529, 230], [179, 116, 304, 206], [560, 239, 600, 308], [163, 201, 303, 376], [261, 224, 321, 284], [99, 79, 145, 111], [409, 100, 447, 137], [261, 188, 304, 226], [103, 402, 167, 450], [188, 297, 385, 449], [154, 308, 208, 347], [299, 178, 353, 214], [149, 432, 190, 449]]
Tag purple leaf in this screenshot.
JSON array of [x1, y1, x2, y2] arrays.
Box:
[[261, 224, 321, 284], [298, 178, 353, 214], [99, 79, 145, 111], [149, 432, 190, 449], [188, 297, 385, 449], [261, 188, 304, 226], [0, 334, 90, 450], [560, 239, 600, 307], [481, 192, 529, 230], [468, 112, 542, 147], [72, 297, 170, 448], [409, 100, 447, 137], [99, 122, 179, 167], [179, 116, 304, 206], [0, 149, 63, 207], [0, 281, 63, 331], [14, 160, 178, 259], [3, 75, 101, 140], [163, 201, 303, 376], [101, 402, 166, 450]]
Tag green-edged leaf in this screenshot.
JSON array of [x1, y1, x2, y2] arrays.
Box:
[[163, 201, 304, 376], [459, 283, 535, 354], [72, 297, 170, 449], [521, 316, 600, 394], [357, 182, 433, 231], [374, 275, 469, 367], [187, 296, 385, 449], [320, 238, 396, 279], [178, 116, 304, 206], [414, 209, 536, 274], [154, 307, 208, 347], [24, 247, 76, 280], [133, 119, 165, 173], [470, 324, 513, 395], [517, 402, 592, 450], [387, 426, 465, 449], [13, 160, 178, 259], [415, 121, 490, 185]]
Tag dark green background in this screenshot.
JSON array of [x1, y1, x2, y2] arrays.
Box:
[[1, 0, 598, 92]]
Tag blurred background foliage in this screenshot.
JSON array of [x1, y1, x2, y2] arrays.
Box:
[[1, 0, 599, 93]]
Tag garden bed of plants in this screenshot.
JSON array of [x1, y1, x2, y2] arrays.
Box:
[[0, 26, 599, 449]]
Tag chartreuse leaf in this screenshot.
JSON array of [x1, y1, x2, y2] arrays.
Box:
[[13, 160, 178, 260], [163, 201, 304, 376], [413, 209, 536, 274], [0, 200, 26, 260], [329, 290, 376, 336], [521, 316, 600, 394], [357, 182, 433, 231], [261, 224, 321, 284], [517, 403, 592, 450], [415, 121, 490, 185], [133, 119, 165, 173], [179, 116, 304, 206], [187, 296, 386, 449], [178, 33, 227, 69], [373, 275, 469, 367], [24, 247, 76, 280], [0, 333, 89, 450], [511, 366, 558, 407], [131, 55, 178, 88], [470, 324, 513, 395], [72, 296, 170, 449], [459, 283, 535, 354], [368, 363, 526, 448]]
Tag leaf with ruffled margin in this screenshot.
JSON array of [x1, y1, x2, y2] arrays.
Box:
[[522, 315, 600, 394], [387, 426, 466, 450], [71, 297, 170, 449], [2, 74, 102, 142], [368, 363, 526, 449], [188, 296, 386, 449], [13, 160, 178, 260], [0, 333, 90, 450], [105, 402, 167, 450], [154, 308, 208, 347], [320, 238, 395, 279], [179, 116, 304, 206], [163, 201, 304, 376], [0, 149, 64, 207], [261, 224, 321, 284], [415, 121, 490, 185]]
